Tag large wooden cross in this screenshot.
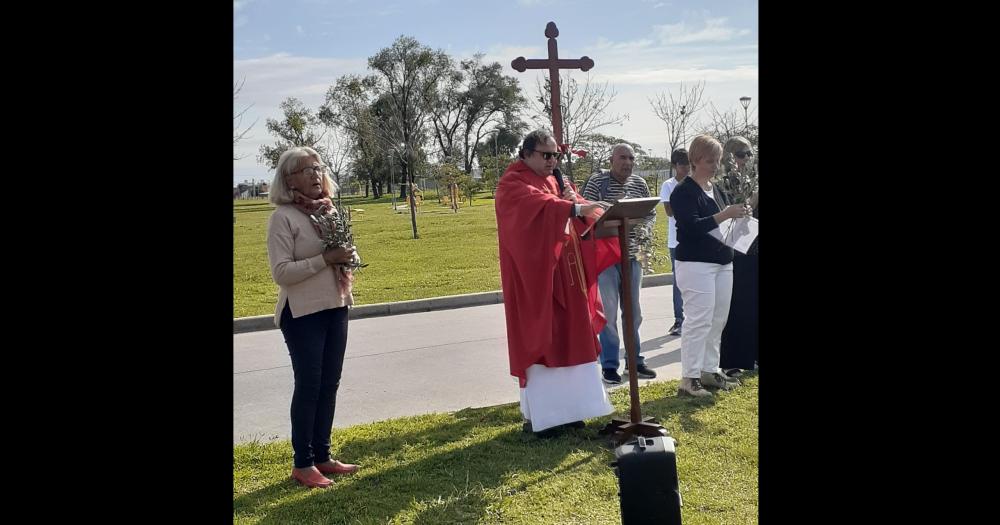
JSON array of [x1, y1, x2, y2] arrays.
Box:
[[512, 22, 594, 147]]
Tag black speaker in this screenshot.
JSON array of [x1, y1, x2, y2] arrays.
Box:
[[612, 435, 682, 524]]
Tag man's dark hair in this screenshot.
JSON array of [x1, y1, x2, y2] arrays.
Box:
[[519, 129, 555, 158], [670, 148, 689, 165]]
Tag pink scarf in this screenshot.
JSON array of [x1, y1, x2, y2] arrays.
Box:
[[291, 190, 353, 300]]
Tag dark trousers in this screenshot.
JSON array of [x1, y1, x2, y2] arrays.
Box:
[[279, 304, 349, 468], [720, 249, 758, 370], [668, 247, 684, 323]]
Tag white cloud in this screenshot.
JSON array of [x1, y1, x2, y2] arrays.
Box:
[[590, 65, 758, 86], [517, 0, 543, 5], [654, 17, 751, 44], [296, 25, 304, 35], [234, 0, 253, 13], [582, 38, 758, 76], [592, 37, 655, 52], [581, 14, 756, 83], [234, 53, 368, 103], [233, 53, 370, 180]]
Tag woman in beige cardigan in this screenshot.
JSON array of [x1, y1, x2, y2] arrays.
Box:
[[267, 146, 359, 489]]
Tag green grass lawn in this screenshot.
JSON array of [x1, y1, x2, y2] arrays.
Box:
[[233, 376, 757, 525], [234, 193, 673, 318]]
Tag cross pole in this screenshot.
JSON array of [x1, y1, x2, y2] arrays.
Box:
[[511, 22, 594, 147]]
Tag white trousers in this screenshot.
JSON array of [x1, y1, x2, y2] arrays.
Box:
[[676, 260, 734, 379]]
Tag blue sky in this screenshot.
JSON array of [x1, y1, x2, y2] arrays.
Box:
[[234, 0, 758, 185]]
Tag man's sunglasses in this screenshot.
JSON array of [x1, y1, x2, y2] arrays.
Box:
[[531, 150, 564, 161], [734, 150, 754, 159]]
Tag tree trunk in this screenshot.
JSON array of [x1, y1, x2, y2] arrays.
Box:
[[407, 169, 419, 239]]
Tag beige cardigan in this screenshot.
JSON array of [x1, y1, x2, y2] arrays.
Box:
[[267, 204, 354, 328]]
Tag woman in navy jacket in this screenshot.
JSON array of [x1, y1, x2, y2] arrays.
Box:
[[669, 134, 751, 398]]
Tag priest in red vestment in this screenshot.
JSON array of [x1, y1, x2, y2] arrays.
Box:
[[495, 130, 621, 435]]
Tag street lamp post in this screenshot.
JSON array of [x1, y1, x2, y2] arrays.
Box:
[[389, 153, 397, 210], [739, 96, 751, 134], [679, 104, 687, 150], [671, 105, 687, 183]]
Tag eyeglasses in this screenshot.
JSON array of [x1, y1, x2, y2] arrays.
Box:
[[530, 150, 563, 161], [734, 151, 754, 159], [289, 165, 329, 176]]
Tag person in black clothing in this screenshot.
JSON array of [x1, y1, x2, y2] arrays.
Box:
[[718, 136, 758, 378], [669, 134, 751, 398]]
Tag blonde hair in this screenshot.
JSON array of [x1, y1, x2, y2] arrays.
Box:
[[269, 146, 339, 205], [687, 134, 722, 172]]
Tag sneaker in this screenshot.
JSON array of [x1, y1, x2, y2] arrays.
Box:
[[677, 377, 712, 398], [602, 368, 622, 385], [668, 321, 682, 336], [723, 368, 743, 379], [625, 363, 657, 379], [700, 371, 739, 390]]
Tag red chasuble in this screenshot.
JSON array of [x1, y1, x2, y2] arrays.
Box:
[[495, 160, 621, 388]]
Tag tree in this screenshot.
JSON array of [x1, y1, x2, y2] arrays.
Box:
[[648, 81, 707, 157], [233, 77, 257, 160], [699, 102, 759, 202], [367, 37, 450, 200], [458, 174, 483, 207], [530, 73, 628, 179], [427, 64, 465, 163], [324, 36, 451, 238], [429, 54, 526, 175], [576, 133, 646, 182], [700, 102, 758, 150], [322, 127, 352, 205], [431, 162, 465, 212], [258, 98, 327, 170], [476, 153, 511, 198], [457, 56, 525, 175], [474, 121, 528, 160], [638, 156, 670, 171], [320, 76, 387, 200]]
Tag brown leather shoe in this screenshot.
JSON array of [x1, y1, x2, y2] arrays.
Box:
[[291, 466, 332, 488], [315, 459, 359, 475]]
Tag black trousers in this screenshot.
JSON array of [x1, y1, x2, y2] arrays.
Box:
[[720, 246, 758, 370], [279, 304, 349, 468]]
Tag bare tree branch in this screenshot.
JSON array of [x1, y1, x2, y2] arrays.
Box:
[[233, 77, 258, 160], [699, 102, 758, 147], [648, 80, 706, 155], [530, 72, 628, 178]]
